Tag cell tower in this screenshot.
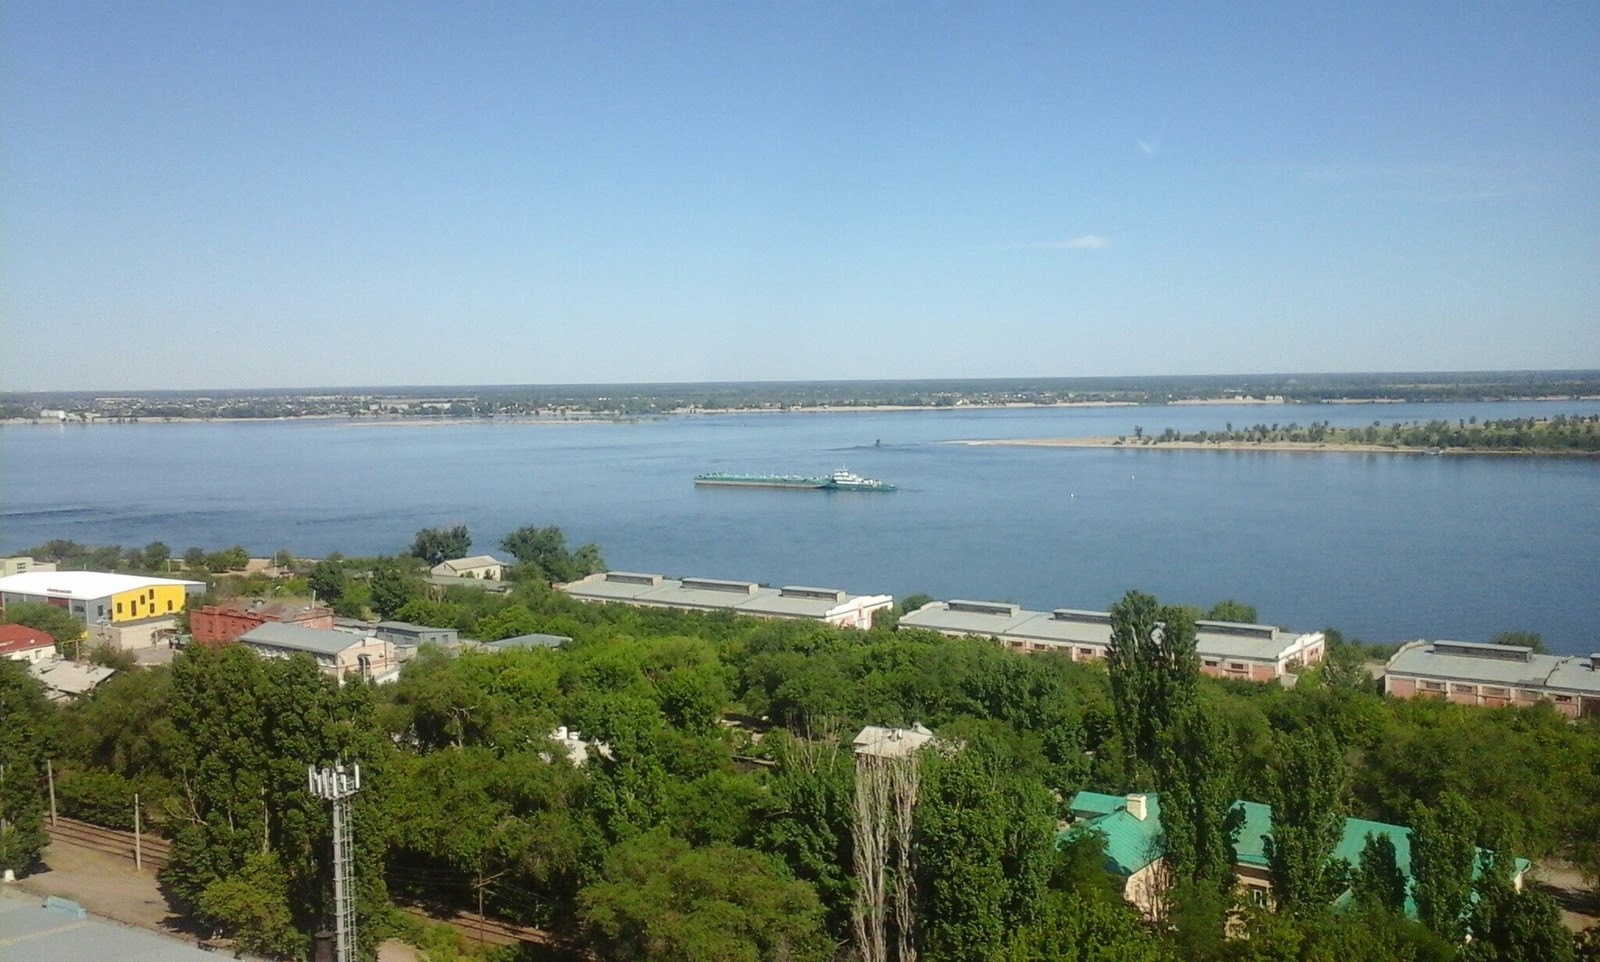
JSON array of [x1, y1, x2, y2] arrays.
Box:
[[308, 762, 361, 962]]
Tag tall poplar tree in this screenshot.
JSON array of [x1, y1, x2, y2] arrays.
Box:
[[1106, 590, 1199, 789], [1411, 790, 1479, 942], [1351, 832, 1408, 914], [1264, 728, 1349, 917]]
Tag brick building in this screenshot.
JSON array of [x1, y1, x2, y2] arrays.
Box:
[[190, 599, 334, 646]]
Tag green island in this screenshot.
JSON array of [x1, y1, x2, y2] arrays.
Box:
[[1136, 415, 1600, 454], [3, 530, 1598, 962], [966, 414, 1600, 456]]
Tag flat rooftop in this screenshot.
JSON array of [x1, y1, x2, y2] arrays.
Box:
[[563, 572, 890, 620], [0, 895, 220, 961], [1387, 641, 1600, 694], [0, 571, 205, 601], [900, 601, 1315, 663]]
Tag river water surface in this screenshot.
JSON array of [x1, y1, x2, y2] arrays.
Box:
[[3, 400, 1597, 652]]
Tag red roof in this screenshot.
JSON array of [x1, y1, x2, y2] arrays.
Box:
[[0, 623, 56, 655]]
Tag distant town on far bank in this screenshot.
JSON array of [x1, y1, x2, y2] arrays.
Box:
[[4, 370, 1599, 422]]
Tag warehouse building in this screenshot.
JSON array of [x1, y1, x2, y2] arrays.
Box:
[[898, 600, 1324, 681], [1385, 640, 1600, 718], [562, 571, 893, 629]]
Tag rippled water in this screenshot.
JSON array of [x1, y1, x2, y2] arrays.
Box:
[[3, 399, 1597, 652]]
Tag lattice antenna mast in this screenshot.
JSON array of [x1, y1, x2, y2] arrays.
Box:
[[309, 762, 362, 962]]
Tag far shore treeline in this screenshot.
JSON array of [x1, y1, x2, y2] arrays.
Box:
[[4, 370, 1599, 421], [2, 527, 1597, 962]]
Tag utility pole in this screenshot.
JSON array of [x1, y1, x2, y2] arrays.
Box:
[[308, 763, 361, 962], [46, 760, 57, 826], [133, 793, 143, 871]]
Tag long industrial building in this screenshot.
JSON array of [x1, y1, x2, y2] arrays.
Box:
[[898, 599, 1325, 681], [1384, 640, 1600, 718], [562, 572, 893, 628]]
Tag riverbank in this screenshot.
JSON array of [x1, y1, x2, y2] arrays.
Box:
[[948, 437, 1600, 456]]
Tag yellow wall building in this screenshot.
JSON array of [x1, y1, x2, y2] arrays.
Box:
[[0, 571, 205, 627]]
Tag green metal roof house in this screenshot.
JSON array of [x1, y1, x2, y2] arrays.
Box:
[[1061, 792, 1529, 918]]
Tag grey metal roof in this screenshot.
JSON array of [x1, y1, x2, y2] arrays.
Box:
[[1384, 641, 1582, 690], [486, 633, 570, 650], [901, 602, 1313, 663], [239, 622, 367, 657], [1195, 633, 1302, 663], [563, 572, 887, 621], [899, 602, 1034, 637], [0, 896, 220, 961], [1002, 612, 1114, 647], [563, 573, 667, 602], [1544, 656, 1600, 695]]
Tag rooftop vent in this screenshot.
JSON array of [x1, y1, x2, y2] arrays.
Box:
[[779, 586, 847, 601], [680, 577, 760, 594], [1196, 620, 1279, 640], [1052, 609, 1112, 625], [1432, 641, 1533, 662], [604, 572, 664, 586], [947, 600, 1020, 617]]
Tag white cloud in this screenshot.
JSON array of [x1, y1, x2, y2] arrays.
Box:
[[1005, 235, 1110, 250], [1137, 138, 1158, 157]]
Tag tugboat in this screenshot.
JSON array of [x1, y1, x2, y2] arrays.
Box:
[[822, 468, 896, 492]]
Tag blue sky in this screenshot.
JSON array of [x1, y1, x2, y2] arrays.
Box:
[[4, 1, 1596, 391]]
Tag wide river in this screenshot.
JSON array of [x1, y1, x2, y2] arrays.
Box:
[[2, 400, 1597, 653]]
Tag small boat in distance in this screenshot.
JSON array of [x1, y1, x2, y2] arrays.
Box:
[[695, 468, 896, 492]]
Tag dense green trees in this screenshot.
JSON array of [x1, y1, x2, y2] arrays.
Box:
[[408, 525, 471, 567], [0, 660, 52, 875], [916, 737, 1056, 961], [499, 524, 606, 582], [157, 646, 391, 956], [579, 831, 833, 962], [16, 563, 1599, 962]]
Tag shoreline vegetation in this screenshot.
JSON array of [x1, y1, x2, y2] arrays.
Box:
[[954, 415, 1600, 456], [4, 371, 1599, 423], [6, 532, 1598, 962]]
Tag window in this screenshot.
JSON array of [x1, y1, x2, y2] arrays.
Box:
[[1078, 648, 1094, 658], [1421, 681, 1445, 692], [1451, 684, 1475, 694], [1230, 662, 1246, 671], [1554, 695, 1573, 703], [1203, 659, 1220, 667], [1484, 687, 1509, 698], [116, 602, 123, 614], [167, 600, 174, 611]]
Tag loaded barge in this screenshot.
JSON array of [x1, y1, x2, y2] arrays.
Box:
[[694, 468, 896, 492]]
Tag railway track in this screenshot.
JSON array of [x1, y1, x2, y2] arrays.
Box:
[[47, 816, 171, 872], [398, 903, 559, 950]]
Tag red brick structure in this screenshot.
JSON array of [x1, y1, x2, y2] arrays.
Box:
[[191, 599, 334, 646]]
